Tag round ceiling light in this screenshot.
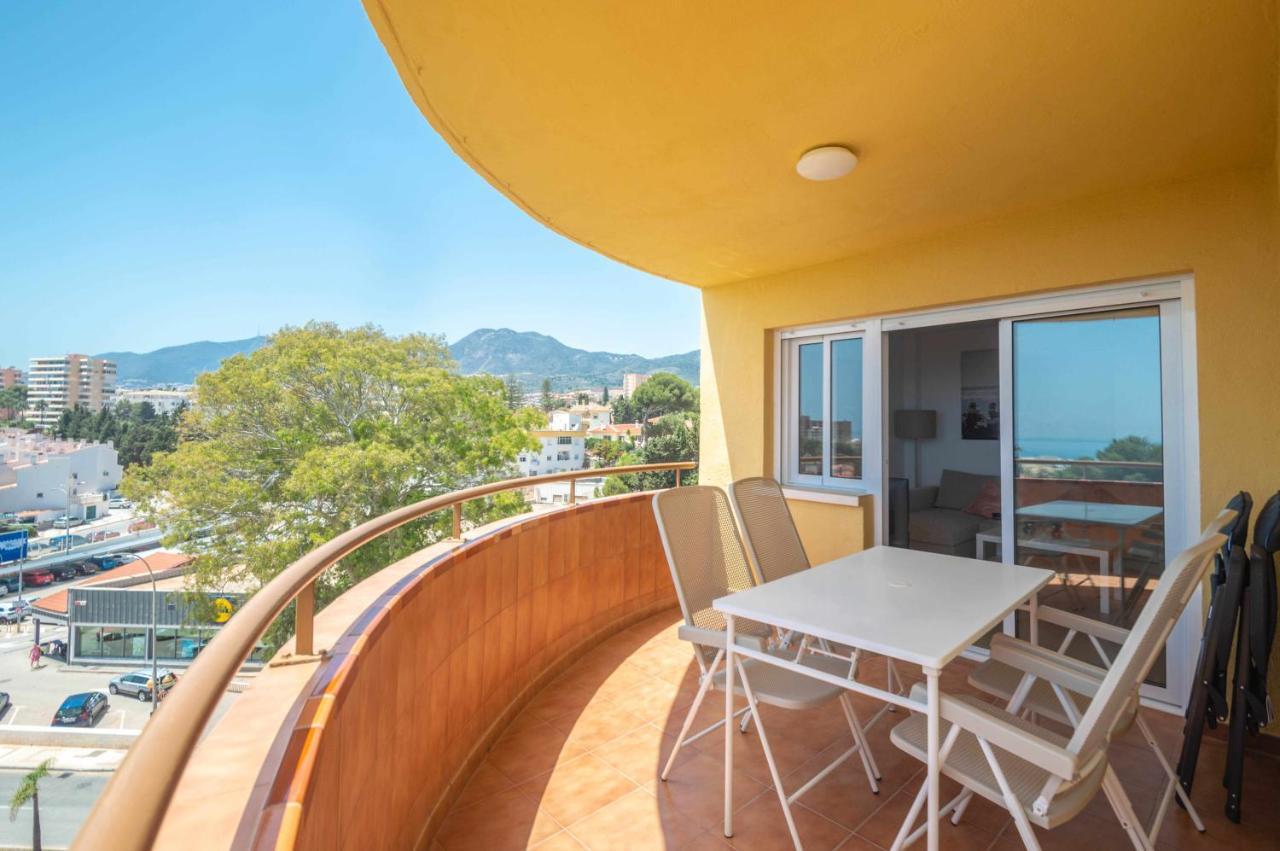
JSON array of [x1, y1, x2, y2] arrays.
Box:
[[796, 145, 858, 181]]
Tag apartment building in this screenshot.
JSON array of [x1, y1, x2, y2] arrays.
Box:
[[620, 372, 650, 396], [0, 368, 21, 390], [0, 429, 122, 519], [24, 354, 117, 429], [515, 410, 587, 476]]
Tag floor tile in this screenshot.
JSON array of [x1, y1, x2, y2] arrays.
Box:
[[517, 752, 639, 827], [568, 787, 705, 850]]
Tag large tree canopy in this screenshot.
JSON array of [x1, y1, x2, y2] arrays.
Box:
[[124, 324, 539, 627]]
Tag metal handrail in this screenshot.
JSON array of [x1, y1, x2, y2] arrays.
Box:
[[76, 461, 695, 850], [1016, 457, 1162, 469]]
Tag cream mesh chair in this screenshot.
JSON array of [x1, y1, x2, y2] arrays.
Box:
[[729, 476, 907, 705], [960, 508, 1236, 845], [653, 485, 881, 849], [886, 532, 1224, 850]]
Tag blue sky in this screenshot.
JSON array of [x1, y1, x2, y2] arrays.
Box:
[[0, 3, 700, 367], [1014, 313, 1163, 445]]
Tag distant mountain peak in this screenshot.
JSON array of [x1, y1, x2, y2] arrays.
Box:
[[449, 328, 697, 390], [93, 328, 698, 390]]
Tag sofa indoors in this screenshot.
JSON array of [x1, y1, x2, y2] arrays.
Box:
[[908, 469, 999, 557]]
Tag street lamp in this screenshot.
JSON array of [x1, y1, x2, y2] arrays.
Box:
[[129, 553, 161, 717]]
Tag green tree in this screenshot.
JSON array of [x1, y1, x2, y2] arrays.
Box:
[[9, 758, 52, 851], [0, 384, 27, 423], [601, 412, 698, 494], [540, 378, 555, 411], [631, 372, 698, 426], [610, 395, 639, 424], [504, 374, 524, 410], [123, 323, 539, 646], [53, 402, 181, 467], [601, 386, 609, 403]]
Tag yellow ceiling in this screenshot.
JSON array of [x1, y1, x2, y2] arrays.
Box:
[[364, 1, 1278, 287]]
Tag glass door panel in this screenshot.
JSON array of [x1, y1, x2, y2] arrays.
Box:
[[1010, 306, 1167, 682]]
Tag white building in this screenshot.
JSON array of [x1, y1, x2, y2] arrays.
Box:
[[117, 388, 191, 415], [24, 354, 117, 429], [516, 411, 588, 477], [568, 403, 612, 428], [0, 430, 121, 520]]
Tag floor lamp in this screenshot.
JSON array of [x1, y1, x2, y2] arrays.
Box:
[[894, 409, 937, 488]]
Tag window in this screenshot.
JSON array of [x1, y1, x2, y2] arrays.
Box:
[[782, 332, 864, 488], [556, 451, 570, 461], [557, 436, 573, 445]]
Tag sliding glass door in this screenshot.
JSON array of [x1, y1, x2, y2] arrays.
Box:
[[1001, 302, 1187, 697]]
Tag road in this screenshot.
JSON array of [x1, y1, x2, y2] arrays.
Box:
[[0, 769, 106, 848]]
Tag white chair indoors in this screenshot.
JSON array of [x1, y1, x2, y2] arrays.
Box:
[[961, 508, 1236, 846], [652, 485, 881, 848], [886, 531, 1224, 850], [729, 476, 907, 713]]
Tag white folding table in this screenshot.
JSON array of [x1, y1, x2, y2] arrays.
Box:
[[714, 546, 1052, 851]]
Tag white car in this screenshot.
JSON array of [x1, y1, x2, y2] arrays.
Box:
[[0, 600, 31, 624], [51, 516, 83, 528], [107, 498, 131, 509]]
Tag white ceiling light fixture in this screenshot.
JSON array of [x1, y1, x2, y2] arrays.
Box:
[[796, 145, 858, 181]]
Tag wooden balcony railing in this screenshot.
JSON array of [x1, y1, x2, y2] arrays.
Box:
[[76, 462, 694, 851]]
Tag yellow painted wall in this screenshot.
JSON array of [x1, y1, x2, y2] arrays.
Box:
[[700, 165, 1280, 720]]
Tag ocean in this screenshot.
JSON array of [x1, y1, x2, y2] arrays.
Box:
[[1016, 437, 1111, 460]]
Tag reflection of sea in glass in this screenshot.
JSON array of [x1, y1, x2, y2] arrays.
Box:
[[831, 338, 863, 479], [797, 342, 823, 476], [1012, 306, 1166, 685]]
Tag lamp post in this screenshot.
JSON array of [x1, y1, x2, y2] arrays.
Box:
[[130, 553, 160, 717]]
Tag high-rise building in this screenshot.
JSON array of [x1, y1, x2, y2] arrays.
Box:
[[621, 372, 651, 396], [0, 367, 21, 390], [24, 354, 117, 429]]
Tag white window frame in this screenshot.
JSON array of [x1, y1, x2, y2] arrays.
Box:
[[778, 326, 877, 493]]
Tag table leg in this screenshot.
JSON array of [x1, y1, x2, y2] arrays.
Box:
[[724, 614, 735, 838], [926, 666, 940, 851], [1098, 548, 1111, 616], [1028, 591, 1038, 647]]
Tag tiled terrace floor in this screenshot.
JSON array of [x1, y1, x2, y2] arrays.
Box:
[[436, 610, 1280, 850]]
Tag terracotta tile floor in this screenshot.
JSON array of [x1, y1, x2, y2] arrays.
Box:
[[436, 611, 1280, 850]]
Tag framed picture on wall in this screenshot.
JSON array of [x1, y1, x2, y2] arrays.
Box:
[[961, 349, 998, 440]]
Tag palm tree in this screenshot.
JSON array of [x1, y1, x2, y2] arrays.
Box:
[[10, 758, 53, 851]]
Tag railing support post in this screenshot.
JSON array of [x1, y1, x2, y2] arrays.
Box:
[[296, 581, 314, 657], [569, 479, 577, 505], [675, 468, 682, 488], [451, 503, 463, 540]]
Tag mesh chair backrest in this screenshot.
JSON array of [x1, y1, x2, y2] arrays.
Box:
[[652, 486, 761, 633], [729, 477, 811, 583], [1066, 533, 1223, 760]]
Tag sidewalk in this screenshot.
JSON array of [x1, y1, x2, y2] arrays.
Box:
[[0, 744, 124, 773]]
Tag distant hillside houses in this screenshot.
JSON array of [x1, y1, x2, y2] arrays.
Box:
[[517, 404, 643, 505]]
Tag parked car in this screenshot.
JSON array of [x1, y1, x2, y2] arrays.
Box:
[[71, 560, 99, 576], [0, 576, 17, 594], [20, 569, 54, 587], [109, 669, 177, 702], [107, 498, 132, 509], [49, 564, 77, 582], [0, 692, 11, 717], [0, 600, 31, 623], [51, 516, 83, 528], [91, 555, 126, 571], [52, 692, 108, 727]]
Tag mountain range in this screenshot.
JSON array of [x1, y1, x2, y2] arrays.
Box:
[[95, 328, 698, 390]]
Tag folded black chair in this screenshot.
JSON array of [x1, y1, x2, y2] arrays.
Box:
[[1223, 491, 1279, 822], [1177, 492, 1251, 802]]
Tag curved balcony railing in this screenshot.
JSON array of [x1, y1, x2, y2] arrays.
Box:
[[76, 462, 694, 850]]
